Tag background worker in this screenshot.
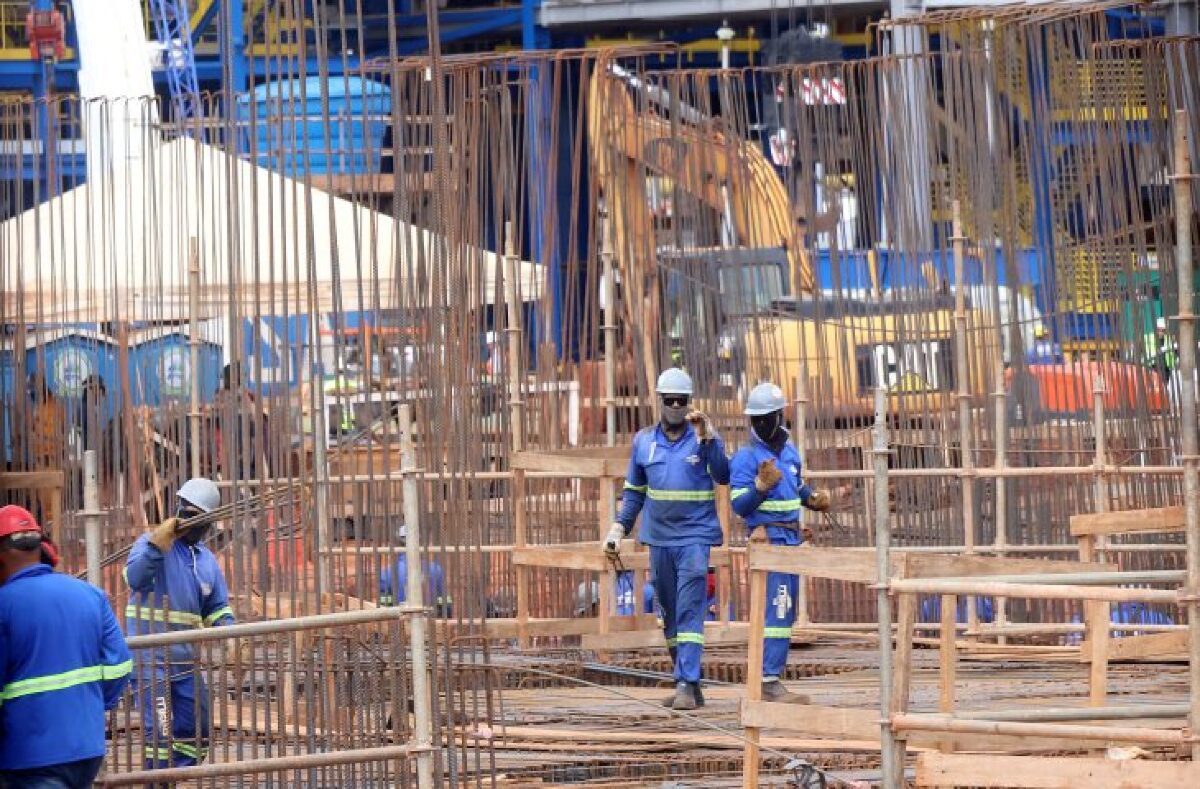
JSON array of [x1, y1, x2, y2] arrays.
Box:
[[730, 382, 832, 703], [0, 505, 131, 788], [379, 525, 452, 616], [125, 477, 237, 773], [603, 368, 729, 711]]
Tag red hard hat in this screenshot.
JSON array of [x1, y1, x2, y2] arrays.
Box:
[[0, 505, 41, 540], [0, 505, 58, 568]]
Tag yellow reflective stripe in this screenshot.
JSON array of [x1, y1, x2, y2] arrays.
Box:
[[759, 499, 802, 512], [122, 566, 130, 587], [763, 627, 793, 639], [125, 606, 203, 627], [664, 636, 678, 647], [203, 606, 233, 626], [676, 632, 705, 645], [172, 742, 206, 759], [145, 746, 173, 760], [380, 595, 395, 605], [646, 488, 715, 502], [1, 659, 130, 702], [624, 482, 647, 492], [731, 487, 752, 500]]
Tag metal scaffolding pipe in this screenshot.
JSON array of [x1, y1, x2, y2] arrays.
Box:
[[873, 386, 899, 789], [126, 604, 424, 648], [891, 713, 1185, 745], [955, 704, 1189, 722], [888, 579, 1180, 604]]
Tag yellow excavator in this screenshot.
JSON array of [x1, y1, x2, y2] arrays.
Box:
[[585, 60, 996, 420]]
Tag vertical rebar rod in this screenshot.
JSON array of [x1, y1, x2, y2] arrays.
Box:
[[188, 238, 201, 480], [1171, 110, 1200, 762], [83, 449, 101, 587], [400, 404, 435, 788], [873, 385, 898, 788]]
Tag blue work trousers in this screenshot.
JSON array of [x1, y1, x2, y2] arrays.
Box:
[[0, 757, 103, 789], [650, 544, 710, 683], [138, 667, 211, 771], [763, 528, 801, 680]]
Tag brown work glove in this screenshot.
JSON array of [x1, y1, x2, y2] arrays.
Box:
[[748, 528, 769, 544], [149, 517, 181, 553], [801, 525, 815, 543], [686, 410, 716, 442], [754, 459, 784, 493], [805, 488, 832, 512]]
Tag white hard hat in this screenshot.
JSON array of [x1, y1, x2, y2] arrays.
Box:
[[655, 367, 694, 396], [177, 477, 220, 513], [744, 382, 787, 415]]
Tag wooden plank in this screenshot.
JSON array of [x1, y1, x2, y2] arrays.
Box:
[[511, 451, 624, 477], [1070, 506, 1184, 537], [1080, 630, 1188, 663], [513, 543, 733, 572], [483, 615, 657, 639], [581, 620, 769, 651], [938, 593, 957, 753], [748, 545, 892, 582], [906, 553, 1116, 578], [915, 752, 1200, 788], [0, 470, 65, 490], [1086, 600, 1109, 705], [742, 565, 768, 789], [742, 701, 878, 740]]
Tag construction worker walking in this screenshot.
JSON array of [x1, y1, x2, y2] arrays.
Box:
[[603, 368, 729, 710], [0, 505, 131, 788], [730, 382, 832, 703], [125, 477, 236, 773]]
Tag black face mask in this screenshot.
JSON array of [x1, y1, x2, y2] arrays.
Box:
[[177, 506, 209, 545], [660, 396, 689, 429], [750, 410, 784, 443]]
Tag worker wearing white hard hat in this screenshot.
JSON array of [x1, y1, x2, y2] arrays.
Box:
[[730, 382, 833, 704], [124, 478, 239, 772], [603, 367, 730, 711]]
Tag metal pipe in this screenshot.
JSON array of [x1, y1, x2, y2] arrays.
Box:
[[890, 713, 1185, 745], [909, 570, 1184, 586], [1171, 108, 1200, 762], [83, 449, 101, 587], [600, 206, 616, 447], [96, 743, 433, 785], [888, 578, 1179, 604], [504, 222, 524, 453], [126, 604, 424, 648], [951, 202, 978, 641], [955, 704, 1189, 723], [873, 386, 899, 789], [400, 403, 436, 789]]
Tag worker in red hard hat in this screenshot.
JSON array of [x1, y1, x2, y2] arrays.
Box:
[[0, 505, 132, 788]]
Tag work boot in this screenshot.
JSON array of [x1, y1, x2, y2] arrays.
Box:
[[761, 679, 809, 704], [692, 681, 705, 707], [668, 681, 698, 711]]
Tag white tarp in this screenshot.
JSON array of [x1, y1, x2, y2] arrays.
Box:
[[0, 137, 543, 323]]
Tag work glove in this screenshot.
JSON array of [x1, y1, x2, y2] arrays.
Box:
[[754, 459, 784, 493], [801, 525, 815, 543], [748, 527, 769, 544], [149, 517, 181, 553], [805, 488, 832, 512], [686, 410, 716, 442], [603, 522, 625, 559]]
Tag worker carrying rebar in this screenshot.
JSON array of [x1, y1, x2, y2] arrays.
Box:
[[603, 368, 730, 711], [0, 505, 131, 789], [730, 382, 832, 704], [124, 477, 240, 773]]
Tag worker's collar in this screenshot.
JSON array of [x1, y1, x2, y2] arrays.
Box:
[[2, 563, 51, 586], [654, 422, 695, 445]]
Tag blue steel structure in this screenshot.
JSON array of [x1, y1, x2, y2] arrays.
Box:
[[147, 0, 203, 121]]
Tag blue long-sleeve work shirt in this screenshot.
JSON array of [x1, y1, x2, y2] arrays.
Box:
[[616, 423, 730, 547], [124, 535, 234, 665], [730, 430, 814, 539], [0, 564, 132, 770]]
